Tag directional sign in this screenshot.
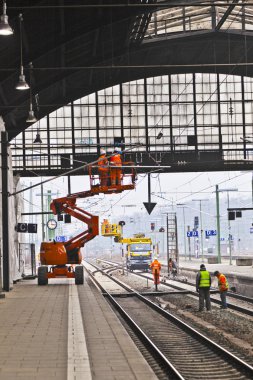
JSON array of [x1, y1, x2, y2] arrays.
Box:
[[187, 231, 199, 237], [15, 223, 37, 233], [28, 223, 37, 233], [16, 223, 28, 233], [55, 236, 68, 242], [205, 229, 217, 237], [143, 202, 157, 215]]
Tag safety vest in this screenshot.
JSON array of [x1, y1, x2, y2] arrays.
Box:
[[199, 270, 210, 288], [150, 261, 161, 273], [218, 274, 229, 291], [110, 154, 122, 166], [98, 155, 108, 172]]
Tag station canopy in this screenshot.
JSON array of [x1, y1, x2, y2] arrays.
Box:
[[1, 1, 253, 175]]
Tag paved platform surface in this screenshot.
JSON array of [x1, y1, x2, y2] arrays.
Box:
[[0, 275, 157, 380], [161, 257, 253, 278], [160, 257, 253, 296]]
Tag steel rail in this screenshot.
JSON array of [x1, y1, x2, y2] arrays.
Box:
[[136, 270, 253, 317], [98, 259, 253, 316], [83, 263, 185, 380], [157, 263, 253, 304], [104, 259, 253, 304], [134, 292, 253, 377], [169, 275, 253, 304], [85, 260, 253, 378]]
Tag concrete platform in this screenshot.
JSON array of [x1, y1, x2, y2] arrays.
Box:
[[0, 275, 157, 380], [162, 258, 253, 297]]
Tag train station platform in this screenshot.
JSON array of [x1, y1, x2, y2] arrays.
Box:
[[161, 257, 253, 297], [178, 257, 253, 277], [0, 273, 157, 380]]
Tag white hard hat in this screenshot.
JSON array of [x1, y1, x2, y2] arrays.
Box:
[[100, 149, 106, 155], [114, 147, 121, 152]]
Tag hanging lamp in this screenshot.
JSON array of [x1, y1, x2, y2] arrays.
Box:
[[0, 1, 13, 36], [33, 132, 42, 144], [26, 62, 37, 123], [15, 14, 29, 90]]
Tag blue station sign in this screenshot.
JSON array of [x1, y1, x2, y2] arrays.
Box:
[[205, 230, 217, 237], [187, 231, 199, 237], [55, 236, 68, 242]]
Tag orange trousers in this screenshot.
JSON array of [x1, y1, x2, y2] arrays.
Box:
[[152, 270, 160, 285], [99, 170, 109, 186], [111, 168, 122, 185]]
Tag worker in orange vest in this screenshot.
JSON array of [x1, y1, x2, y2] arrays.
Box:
[[109, 147, 122, 185], [98, 149, 109, 186], [150, 258, 161, 285], [214, 271, 229, 309]]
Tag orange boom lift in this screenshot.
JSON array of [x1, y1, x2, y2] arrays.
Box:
[[37, 160, 136, 285]]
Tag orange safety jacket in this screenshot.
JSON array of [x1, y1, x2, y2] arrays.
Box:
[[217, 273, 229, 292], [110, 154, 122, 166], [150, 260, 161, 273], [98, 155, 108, 172]]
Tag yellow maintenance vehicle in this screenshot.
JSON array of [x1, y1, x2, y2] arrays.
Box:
[[101, 220, 152, 272]]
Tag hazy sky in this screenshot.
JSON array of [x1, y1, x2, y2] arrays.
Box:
[[22, 170, 253, 218]]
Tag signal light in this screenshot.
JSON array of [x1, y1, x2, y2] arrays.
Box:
[[64, 214, 71, 223], [228, 211, 235, 220]]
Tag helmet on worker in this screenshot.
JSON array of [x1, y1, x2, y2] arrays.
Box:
[[114, 147, 121, 153], [100, 148, 106, 155]]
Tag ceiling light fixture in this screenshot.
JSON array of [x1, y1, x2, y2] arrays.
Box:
[[15, 14, 29, 90], [26, 62, 37, 123], [33, 92, 42, 143], [33, 132, 42, 144], [0, 1, 13, 36]]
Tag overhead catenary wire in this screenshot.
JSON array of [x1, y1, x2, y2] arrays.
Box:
[[9, 144, 142, 197]]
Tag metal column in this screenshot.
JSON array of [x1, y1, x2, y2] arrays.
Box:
[[1, 132, 10, 291]]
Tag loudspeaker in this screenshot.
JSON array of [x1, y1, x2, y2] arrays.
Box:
[[228, 211, 235, 220]]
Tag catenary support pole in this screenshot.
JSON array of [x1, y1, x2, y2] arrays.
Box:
[[187, 225, 191, 261], [227, 192, 232, 265], [1, 132, 10, 291], [182, 207, 187, 261], [166, 213, 169, 272], [216, 185, 221, 264]]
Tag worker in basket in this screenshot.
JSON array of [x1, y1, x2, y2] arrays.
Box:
[[109, 147, 122, 186], [150, 258, 161, 285], [98, 148, 109, 186]]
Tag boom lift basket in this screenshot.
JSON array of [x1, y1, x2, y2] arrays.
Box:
[[101, 220, 122, 237]]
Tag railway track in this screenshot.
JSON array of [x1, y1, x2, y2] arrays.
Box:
[[98, 259, 253, 316], [84, 261, 253, 380]]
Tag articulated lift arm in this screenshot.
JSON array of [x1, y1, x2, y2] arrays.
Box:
[[51, 196, 99, 254]]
